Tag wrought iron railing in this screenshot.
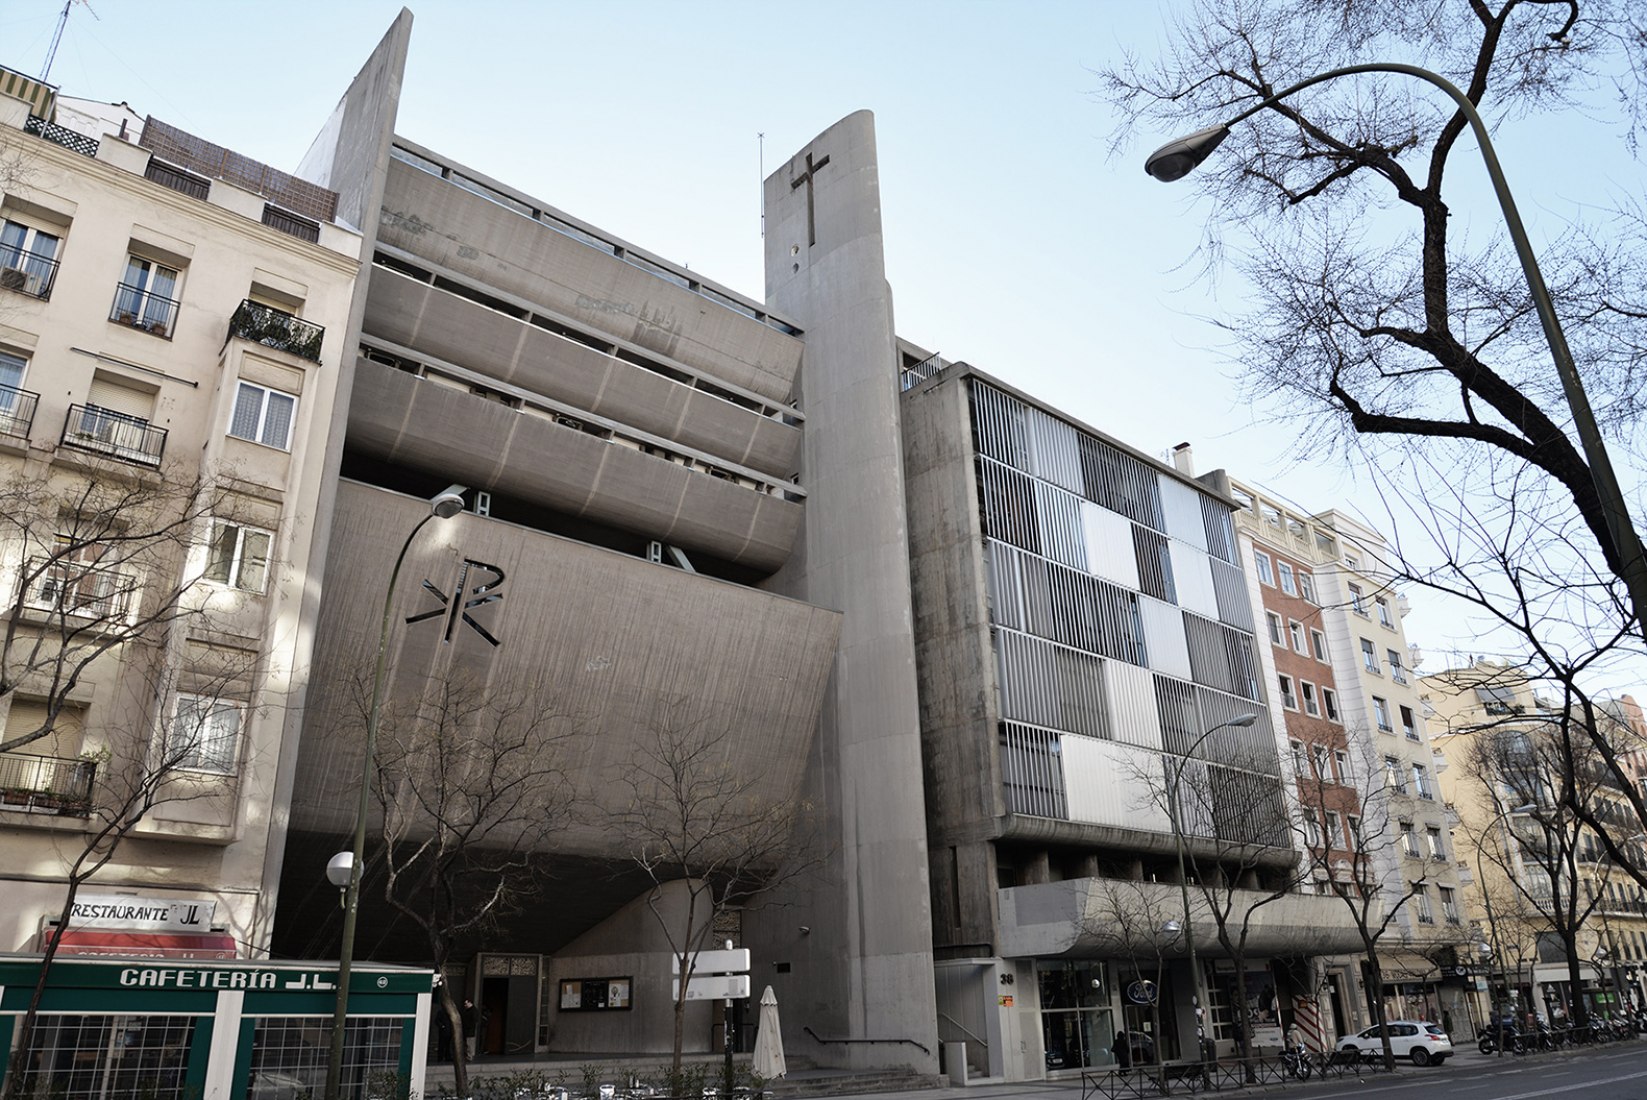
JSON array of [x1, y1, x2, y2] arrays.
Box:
[[144, 158, 211, 200], [21, 553, 139, 623], [0, 383, 39, 438], [0, 751, 97, 814], [0, 247, 59, 300], [23, 115, 98, 158], [261, 204, 321, 243], [1081, 1050, 1391, 1099], [61, 403, 167, 466], [109, 282, 180, 338], [229, 299, 324, 362]]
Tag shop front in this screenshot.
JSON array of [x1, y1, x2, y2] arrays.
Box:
[[0, 954, 433, 1099]]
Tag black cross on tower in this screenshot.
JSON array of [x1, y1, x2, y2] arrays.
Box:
[[790, 150, 830, 247]]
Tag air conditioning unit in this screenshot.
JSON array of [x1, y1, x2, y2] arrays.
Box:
[[0, 268, 27, 291]]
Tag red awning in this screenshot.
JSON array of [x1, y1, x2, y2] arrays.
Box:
[[50, 929, 238, 959]]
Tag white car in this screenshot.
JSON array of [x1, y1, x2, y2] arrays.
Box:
[[1335, 1020, 1453, 1066]]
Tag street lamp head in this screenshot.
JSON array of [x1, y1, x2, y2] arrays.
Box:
[[326, 851, 355, 890], [1229, 712, 1260, 728], [1509, 802, 1538, 814], [1143, 124, 1232, 182], [430, 484, 469, 519], [1161, 919, 1183, 934]]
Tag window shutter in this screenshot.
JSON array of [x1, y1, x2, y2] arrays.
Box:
[[86, 376, 153, 420]]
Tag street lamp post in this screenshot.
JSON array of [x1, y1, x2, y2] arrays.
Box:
[[324, 485, 467, 1100], [1142, 63, 1647, 647], [1164, 712, 1260, 1067]]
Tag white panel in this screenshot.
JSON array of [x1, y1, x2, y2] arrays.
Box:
[[1160, 477, 1208, 550], [1169, 540, 1220, 619], [1104, 660, 1163, 749], [1063, 736, 1171, 833], [1080, 500, 1140, 589], [1138, 594, 1192, 681]]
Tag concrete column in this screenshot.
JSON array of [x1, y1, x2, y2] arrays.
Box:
[[760, 111, 938, 1072]]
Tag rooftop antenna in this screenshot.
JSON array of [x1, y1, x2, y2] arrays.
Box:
[[41, 0, 99, 84], [758, 132, 765, 239]]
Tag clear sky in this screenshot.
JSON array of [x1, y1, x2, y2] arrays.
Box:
[[5, 0, 1643, 683]]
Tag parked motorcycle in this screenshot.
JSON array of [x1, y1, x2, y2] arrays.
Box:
[[1279, 1039, 1312, 1080]]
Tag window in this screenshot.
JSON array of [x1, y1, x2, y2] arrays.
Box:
[[1313, 743, 1331, 780], [1440, 885, 1460, 923], [229, 381, 297, 450], [1289, 620, 1307, 653], [112, 255, 181, 337], [1278, 561, 1297, 595], [1266, 611, 1283, 646], [1344, 552, 1360, 570], [1254, 550, 1274, 586], [1310, 629, 1329, 662], [1426, 826, 1446, 861], [1297, 571, 1315, 604], [1301, 680, 1320, 717], [1372, 696, 1393, 731], [168, 695, 242, 773], [1412, 763, 1433, 800], [1290, 740, 1306, 773], [1348, 582, 1367, 614], [1401, 820, 1420, 856], [1385, 756, 1407, 794], [205, 522, 272, 593], [1261, 505, 1282, 528], [1387, 649, 1407, 683], [1414, 884, 1434, 923], [1361, 637, 1380, 673], [1278, 674, 1297, 710], [1334, 749, 1350, 778], [1347, 814, 1361, 846], [1304, 814, 1322, 848], [1400, 705, 1418, 741], [1376, 596, 1394, 628], [0, 349, 28, 435], [1322, 687, 1340, 722], [1326, 811, 1345, 848], [0, 218, 61, 298]]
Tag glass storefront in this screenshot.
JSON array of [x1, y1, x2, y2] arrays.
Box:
[[8, 1014, 196, 1100], [1038, 961, 1117, 1070]]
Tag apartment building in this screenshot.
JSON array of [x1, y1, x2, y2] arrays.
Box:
[[1226, 489, 1472, 1035], [1426, 661, 1647, 1023], [0, 67, 360, 957]]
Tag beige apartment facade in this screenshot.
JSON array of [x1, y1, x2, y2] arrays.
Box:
[[0, 69, 360, 959]]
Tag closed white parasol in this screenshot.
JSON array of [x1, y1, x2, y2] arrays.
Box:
[[753, 984, 787, 1080]]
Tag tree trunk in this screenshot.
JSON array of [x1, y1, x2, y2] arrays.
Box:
[[1363, 951, 1397, 1071], [4, 877, 86, 1100], [1563, 933, 1589, 1028]]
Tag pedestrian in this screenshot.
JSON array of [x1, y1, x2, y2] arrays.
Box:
[[434, 1000, 453, 1063], [461, 997, 480, 1061]]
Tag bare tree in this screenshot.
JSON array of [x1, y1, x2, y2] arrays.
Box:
[[365, 669, 575, 1098], [1098, 0, 1647, 889], [613, 707, 822, 1080], [1133, 741, 1302, 1068], [1288, 727, 1429, 1069], [3, 640, 258, 1100], [1079, 876, 1186, 1084]]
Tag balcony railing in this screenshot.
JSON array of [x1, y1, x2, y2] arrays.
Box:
[[0, 751, 96, 815], [109, 283, 179, 338], [24, 115, 98, 158], [0, 247, 59, 300], [261, 204, 320, 244], [21, 554, 138, 623], [144, 158, 211, 201], [228, 299, 324, 362], [61, 403, 166, 466], [0, 383, 39, 438]]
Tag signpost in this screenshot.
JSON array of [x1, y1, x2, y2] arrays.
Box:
[[672, 944, 750, 1096]]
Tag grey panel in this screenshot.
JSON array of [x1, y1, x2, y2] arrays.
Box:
[[380, 161, 801, 402], [364, 270, 800, 477], [347, 360, 801, 571]]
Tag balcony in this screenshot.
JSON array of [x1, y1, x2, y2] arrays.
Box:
[[109, 283, 179, 339], [0, 384, 38, 439], [228, 299, 324, 362], [0, 247, 59, 300], [23, 115, 98, 159], [0, 751, 96, 815], [144, 158, 211, 201], [260, 204, 320, 244], [60, 404, 166, 467], [21, 554, 138, 624]]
